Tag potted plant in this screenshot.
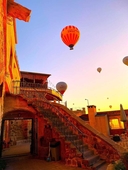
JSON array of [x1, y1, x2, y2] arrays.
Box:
[[114, 160, 126, 170]]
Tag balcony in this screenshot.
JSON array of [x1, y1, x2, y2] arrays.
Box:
[[10, 81, 62, 101]]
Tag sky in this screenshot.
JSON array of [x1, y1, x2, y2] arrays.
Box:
[[15, 0, 128, 112]]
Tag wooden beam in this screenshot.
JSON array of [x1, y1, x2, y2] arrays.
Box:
[[7, 1, 31, 22]]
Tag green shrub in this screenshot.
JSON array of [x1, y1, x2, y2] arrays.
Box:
[[114, 161, 126, 170]]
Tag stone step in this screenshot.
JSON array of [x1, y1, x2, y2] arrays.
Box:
[[83, 149, 94, 158], [72, 139, 83, 146], [85, 154, 100, 166], [78, 144, 88, 152], [42, 109, 107, 169], [58, 128, 73, 135], [92, 159, 106, 170], [65, 134, 78, 141], [52, 121, 64, 127], [50, 117, 59, 121], [97, 163, 109, 170], [57, 127, 67, 133]]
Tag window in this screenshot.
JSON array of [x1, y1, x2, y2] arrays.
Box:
[[109, 118, 124, 129]]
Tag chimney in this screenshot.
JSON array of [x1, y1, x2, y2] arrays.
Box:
[[82, 107, 86, 114], [87, 105, 96, 128]]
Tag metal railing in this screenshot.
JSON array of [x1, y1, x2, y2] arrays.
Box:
[[11, 81, 62, 99]]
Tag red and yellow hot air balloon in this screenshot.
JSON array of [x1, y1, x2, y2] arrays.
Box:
[[61, 25, 80, 50], [56, 82, 67, 95]]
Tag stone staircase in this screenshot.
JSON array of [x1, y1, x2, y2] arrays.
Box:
[[42, 109, 108, 170], [12, 82, 120, 169]]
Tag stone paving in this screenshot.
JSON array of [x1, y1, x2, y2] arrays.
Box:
[[1, 143, 109, 170], [2, 143, 82, 170], [2, 133, 128, 170], [5, 157, 83, 170]]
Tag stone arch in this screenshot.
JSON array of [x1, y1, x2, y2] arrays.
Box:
[[3, 109, 35, 120], [0, 105, 38, 157]]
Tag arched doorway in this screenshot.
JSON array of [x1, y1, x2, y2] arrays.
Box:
[[0, 110, 38, 158]]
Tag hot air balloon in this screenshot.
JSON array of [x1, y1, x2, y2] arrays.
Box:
[[97, 67, 102, 73], [109, 105, 112, 109], [56, 82, 67, 95], [123, 56, 128, 66], [61, 25, 80, 50]]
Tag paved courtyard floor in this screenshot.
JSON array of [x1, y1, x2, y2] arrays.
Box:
[[2, 143, 82, 170], [1, 143, 108, 170], [5, 157, 82, 170]]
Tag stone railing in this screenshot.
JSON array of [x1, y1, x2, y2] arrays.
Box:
[[35, 100, 125, 163], [11, 82, 126, 163]]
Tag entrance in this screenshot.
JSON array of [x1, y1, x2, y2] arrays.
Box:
[[0, 109, 39, 158], [1, 119, 32, 157]]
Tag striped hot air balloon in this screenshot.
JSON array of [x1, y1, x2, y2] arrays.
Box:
[[61, 25, 80, 50]]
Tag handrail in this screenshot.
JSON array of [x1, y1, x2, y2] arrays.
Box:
[[11, 80, 62, 97], [13, 80, 57, 91], [23, 84, 86, 139], [15, 81, 87, 139], [57, 110, 87, 138]]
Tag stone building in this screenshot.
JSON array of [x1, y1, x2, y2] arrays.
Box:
[[0, 1, 128, 169]]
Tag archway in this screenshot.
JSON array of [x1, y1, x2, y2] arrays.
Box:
[[0, 110, 37, 158]]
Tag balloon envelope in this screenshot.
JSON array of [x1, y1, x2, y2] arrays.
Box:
[[123, 56, 128, 66], [61, 25, 80, 50], [56, 82, 67, 95], [97, 67, 102, 73], [109, 105, 112, 108]]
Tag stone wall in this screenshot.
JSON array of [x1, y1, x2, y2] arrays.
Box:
[[3, 94, 37, 117], [41, 101, 125, 163], [0, 0, 7, 134]]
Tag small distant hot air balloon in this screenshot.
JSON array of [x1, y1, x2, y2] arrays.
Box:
[[97, 67, 102, 73], [123, 56, 128, 66], [109, 105, 112, 109], [56, 82, 67, 95], [61, 25, 80, 50]]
